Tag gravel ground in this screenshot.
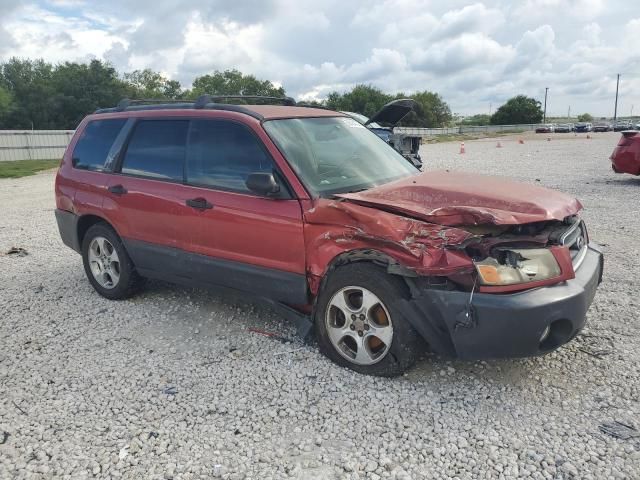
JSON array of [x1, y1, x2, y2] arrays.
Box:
[[1, 131, 639, 479]]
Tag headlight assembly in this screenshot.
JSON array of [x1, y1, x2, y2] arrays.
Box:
[[475, 248, 562, 286]]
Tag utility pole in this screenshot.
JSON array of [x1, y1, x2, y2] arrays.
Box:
[[543, 87, 549, 123], [568, 105, 571, 119], [614, 73, 620, 122]]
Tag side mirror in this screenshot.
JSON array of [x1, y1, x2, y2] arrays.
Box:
[[246, 172, 281, 197]]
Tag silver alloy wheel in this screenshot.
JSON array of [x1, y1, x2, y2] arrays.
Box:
[[88, 236, 120, 289], [325, 286, 393, 365]]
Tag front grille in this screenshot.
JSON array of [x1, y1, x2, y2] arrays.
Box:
[[559, 220, 588, 270]]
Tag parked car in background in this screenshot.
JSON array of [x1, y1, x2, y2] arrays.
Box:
[[610, 130, 640, 175], [554, 124, 573, 133], [574, 122, 593, 132], [593, 122, 612, 132], [535, 124, 555, 133], [613, 121, 633, 132], [342, 99, 422, 169], [54, 96, 603, 376]]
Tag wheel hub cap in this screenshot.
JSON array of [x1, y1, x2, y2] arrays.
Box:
[[88, 236, 121, 290], [325, 286, 393, 366]]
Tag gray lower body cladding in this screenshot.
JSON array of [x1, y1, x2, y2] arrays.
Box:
[[400, 244, 604, 359]]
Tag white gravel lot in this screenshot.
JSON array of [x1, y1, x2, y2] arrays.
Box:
[[1, 131, 639, 479]]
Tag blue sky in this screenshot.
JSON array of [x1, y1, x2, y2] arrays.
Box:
[[1, 0, 639, 117]]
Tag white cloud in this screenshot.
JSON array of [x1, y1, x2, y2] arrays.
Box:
[[0, 0, 638, 115]]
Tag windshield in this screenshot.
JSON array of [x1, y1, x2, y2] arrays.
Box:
[[340, 111, 383, 129], [263, 116, 418, 196]]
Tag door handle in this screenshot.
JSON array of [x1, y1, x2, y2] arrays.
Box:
[[186, 198, 213, 210], [107, 184, 127, 195]]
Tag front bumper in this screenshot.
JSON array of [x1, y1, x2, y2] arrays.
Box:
[[403, 244, 604, 359]]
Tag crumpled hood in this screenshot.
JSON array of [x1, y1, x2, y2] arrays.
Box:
[[336, 170, 582, 226]]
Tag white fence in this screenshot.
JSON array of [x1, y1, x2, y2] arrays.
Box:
[[0, 130, 75, 161], [0, 123, 542, 162], [395, 124, 539, 136]]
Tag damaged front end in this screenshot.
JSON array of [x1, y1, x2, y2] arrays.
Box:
[[305, 188, 604, 359]]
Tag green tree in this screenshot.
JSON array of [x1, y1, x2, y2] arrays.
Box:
[[123, 69, 182, 99], [0, 58, 55, 129], [188, 69, 285, 99], [490, 95, 543, 125], [460, 113, 491, 126], [398, 90, 451, 127], [326, 85, 451, 128], [577, 113, 593, 122], [48, 60, 130, 128], [325, 84, 392, 118], [0, 58, 130, 129], [0, 84, 12, 124]]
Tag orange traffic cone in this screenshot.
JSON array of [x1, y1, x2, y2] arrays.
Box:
[[496, 141, 502, 148], [459, 142, 465, 154], [518, 138, 524, 144]]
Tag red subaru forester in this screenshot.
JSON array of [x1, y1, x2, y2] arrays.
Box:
[[55, 96, 604, 376]]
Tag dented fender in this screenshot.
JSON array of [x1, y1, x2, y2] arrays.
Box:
[[303, 198, 477, 294]]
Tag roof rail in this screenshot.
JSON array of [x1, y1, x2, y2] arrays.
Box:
[[194, 95, 296, 108], [296, 102, 333, 111], [115, 98, 189, 111]]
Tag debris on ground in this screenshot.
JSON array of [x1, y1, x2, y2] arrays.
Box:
[[162, 386, 178, 395], [247, 327, 295, 344], [5, 247, 28, 256], [578, 334, 615, 359], [273, 347, 305, 356], [599, 421, 640, 440]]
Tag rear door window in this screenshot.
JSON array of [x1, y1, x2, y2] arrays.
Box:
[[186, 120, 274, 193], [72, 119, 126, 171], [120, 120, 188, 181]]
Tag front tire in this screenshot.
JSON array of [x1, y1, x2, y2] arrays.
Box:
[[81, 223, 143, 300], [314, 263, 423, 376]]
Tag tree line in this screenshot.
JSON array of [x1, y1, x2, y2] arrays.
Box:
[[0, 57, 561, 130], [0, 59, 290, 130], [0, 58, 455, 130]]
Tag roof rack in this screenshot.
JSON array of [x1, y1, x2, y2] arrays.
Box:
[[94, 95, 298, 116], [115, 98, 188, 111], [295, 102, 333, 111], [194, 95, 296, 108]]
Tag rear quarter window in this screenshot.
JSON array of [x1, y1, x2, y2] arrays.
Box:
[[72, 119, 127, 171]]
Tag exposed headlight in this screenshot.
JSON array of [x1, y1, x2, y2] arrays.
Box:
[[475, 248, 561, 286]]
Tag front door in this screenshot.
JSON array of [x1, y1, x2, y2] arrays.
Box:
[[177, 119, 307, 304]]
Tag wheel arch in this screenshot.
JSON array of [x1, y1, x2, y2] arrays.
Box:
[[313, 248, 417, 305], [77, 214, 119, 248], [313, 248, 457, 357]]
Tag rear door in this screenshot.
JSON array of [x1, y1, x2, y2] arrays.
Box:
[[104, 119, 192, 277], [59, 118, 128, 214], [178, 119, 307, 304]]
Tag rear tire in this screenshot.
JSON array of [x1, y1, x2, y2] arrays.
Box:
[[314, 263, 423, 377], [81, 223, 144, 300]]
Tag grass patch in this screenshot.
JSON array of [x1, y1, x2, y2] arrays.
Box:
[[0, 159, 60, 179]]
